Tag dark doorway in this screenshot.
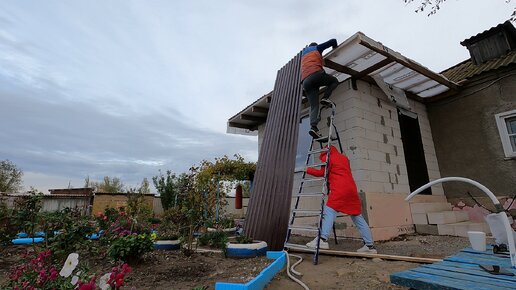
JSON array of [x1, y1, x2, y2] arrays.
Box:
[[398, 109, 431, 195]]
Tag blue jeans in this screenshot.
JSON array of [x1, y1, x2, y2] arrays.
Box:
[[320, 206, 374, 246]]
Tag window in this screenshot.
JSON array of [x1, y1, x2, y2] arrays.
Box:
[[295, 116, 311, 171], [495, 109, 516, 158]]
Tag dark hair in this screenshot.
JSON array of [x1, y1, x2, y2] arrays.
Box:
[[309, 42, 318, 47]]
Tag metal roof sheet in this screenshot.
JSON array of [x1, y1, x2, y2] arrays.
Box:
[[228, 32, 459, 132], [323, 32, 457, 98]]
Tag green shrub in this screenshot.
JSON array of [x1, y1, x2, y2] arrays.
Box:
[[198, 231, 228, 249], [235, 235, 253, 244], [44, 209, 96, 259], [108, 234, 154, 263]]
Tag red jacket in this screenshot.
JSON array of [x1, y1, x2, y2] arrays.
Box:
[[306, 146, 362, 215]]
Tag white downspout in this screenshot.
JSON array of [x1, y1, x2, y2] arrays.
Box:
[[405, 177, 516, 268]]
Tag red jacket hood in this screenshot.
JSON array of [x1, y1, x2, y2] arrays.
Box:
[[319, 145, 339, 162]]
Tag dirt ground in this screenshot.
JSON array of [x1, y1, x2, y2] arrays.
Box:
[[265, 234, 495, 290], [0, 234, 492, 289]]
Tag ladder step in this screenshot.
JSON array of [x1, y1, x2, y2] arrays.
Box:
[[301, 177, 325, 182], [293, 193, 324, 197], [308, 148, 329, 155], [288, 226, 319, 232], [306, 162, 327, 168], [314, 136, 338, 142], [284, 242, 317, 252], [292, 209, 321, 216]]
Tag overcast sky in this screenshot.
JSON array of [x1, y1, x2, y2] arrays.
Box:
[[0, 1, 512, 193]]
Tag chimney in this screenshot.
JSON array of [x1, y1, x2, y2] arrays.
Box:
[[460, 21, 516, 65]]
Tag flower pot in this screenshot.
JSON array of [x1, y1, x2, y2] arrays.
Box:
[[154, 239, 181, 250], [225, 240, 268, 258]]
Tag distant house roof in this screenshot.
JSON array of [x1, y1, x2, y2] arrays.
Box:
[[441, 50, 516, 83], [442, 21, 516, 82]]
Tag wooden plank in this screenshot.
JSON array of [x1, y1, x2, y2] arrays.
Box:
[[287, 246, 441, 263], [391, 269, 500, 290], [410, 267, 516, 289], [423, 262, 516, 282], [240, 114, 267, 122], [228, 121, 254, 130], [324, 59, 359, 76], [251, 106, 268, 114], [445, 252, 513, 268], [357, 34, 460, 92], [354, 58, 393, 79]]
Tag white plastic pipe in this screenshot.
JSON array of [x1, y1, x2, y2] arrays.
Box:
[[405, 177, 516, 268]]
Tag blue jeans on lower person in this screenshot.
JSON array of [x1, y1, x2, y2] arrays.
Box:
[[319, 205, 374, 246]]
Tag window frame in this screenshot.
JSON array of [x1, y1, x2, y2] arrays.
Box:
[[495, 109, 516, 158]]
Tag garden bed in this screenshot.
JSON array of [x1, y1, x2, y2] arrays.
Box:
[[0, 246, 272, 289]]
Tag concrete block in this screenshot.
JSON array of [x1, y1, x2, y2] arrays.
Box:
[[370, 171, 390, 183], [410, 202, 451, 214], [365, 129, 383, 142], [409, 195, 448, 203], [371, 225, 415, 241], [415, 224, 439, 235], [437, 224, 455, 236], [412, 213, 429, 225], [428, 211, 456, 224], [454, 222, 491, 237], [364, 192, 413, 228], [454, 211, 470, 222], [359, 181, 385, 193], [437, 221, 492, 237]]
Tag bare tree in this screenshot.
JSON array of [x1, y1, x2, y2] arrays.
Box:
[[404, 0, 515, 22]]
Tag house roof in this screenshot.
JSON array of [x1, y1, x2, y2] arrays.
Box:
[[227, 32, 459, 132], [441, 50, 516, 83]]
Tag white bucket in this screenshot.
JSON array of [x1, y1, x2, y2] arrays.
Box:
[[468, 231, 487, 252]]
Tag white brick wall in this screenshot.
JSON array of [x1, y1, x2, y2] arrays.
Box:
[[319, 80, 443, 196]]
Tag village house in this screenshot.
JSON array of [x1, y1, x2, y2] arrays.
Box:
[[227, 21, 516, 244]]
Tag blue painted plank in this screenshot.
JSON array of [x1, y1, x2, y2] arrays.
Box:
[[426, 261, 516, 282], [410, 266, 516, 289], [445, 252, 514, 268], [215, 251, 286, 290], [391, 270, 504, 290]]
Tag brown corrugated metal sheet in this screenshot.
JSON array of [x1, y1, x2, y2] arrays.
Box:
[[244, 52, 302, 250]]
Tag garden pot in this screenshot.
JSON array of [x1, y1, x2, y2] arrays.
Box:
[[225, 240, 268, 258], [154, 239, 181, 250]]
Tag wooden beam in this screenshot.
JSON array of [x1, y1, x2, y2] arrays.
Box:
[[324, 59, 359, 76], [266, 96, 272, 103], [354, 58, 393, 79], [359, 38, 459, 91], [228, 121, 254, 130], [287, 246, 442, 264], [241, 114, 267, 122], [252, 106, 268, 114]]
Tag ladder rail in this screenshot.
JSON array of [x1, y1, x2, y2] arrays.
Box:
[[286, 101, 347, 265]]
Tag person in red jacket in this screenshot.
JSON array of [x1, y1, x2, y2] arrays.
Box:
[[305, 145, 377, 253], [300, 39, 339, 139]]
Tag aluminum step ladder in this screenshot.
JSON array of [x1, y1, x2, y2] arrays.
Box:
[[284, 100, 344, 265]]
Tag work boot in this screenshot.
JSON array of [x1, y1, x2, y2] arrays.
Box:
[[306, 237, 329, 250], [309, 126, 322, 139], [320, 98, 335, 108], [356, 244, 377, 254]]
